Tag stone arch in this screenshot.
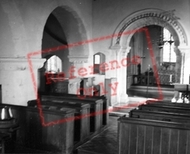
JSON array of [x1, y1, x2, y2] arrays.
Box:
[[0, 1, 29, 57], [111, 8, 188, 87], [111, 8, 188, 48], [42, 5, 89, 62]]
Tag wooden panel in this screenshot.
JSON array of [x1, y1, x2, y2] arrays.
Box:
[[136, 125, 145, 154], [138, 105, 190, 114], [144, 126, 153, 154], [129, 124, 137, 154], [118, 117, 190, 154], [160, 128, 170, 154], [118, 120, 130, 154], [40, 93, 108, 125], [39, 95, 103, 132], [51, 80, 69, 93], [28, 100, 91, 143], [186, 131, 190, 154], [170, 129, 178, 154], [178, 130, 188, 154], [152, 127, 161, 154], [3, 104, 75, 154], [130, 109, 190, 123]]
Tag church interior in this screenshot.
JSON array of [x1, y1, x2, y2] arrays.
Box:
[[1, 0, 190, 153]]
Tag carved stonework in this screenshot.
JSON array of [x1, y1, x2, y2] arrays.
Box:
[[68, 55, 88, 63], [114, 9, 187, 46], [0, 58, 46, 71], [68, 78, 81, 94], [119, 47, 131, 57]]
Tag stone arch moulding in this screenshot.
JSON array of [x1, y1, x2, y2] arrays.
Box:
[[111, 8, 188, 49], [109, 8, 189, 103], [110, 8, 189, 83], [42, 5, 89, 63]]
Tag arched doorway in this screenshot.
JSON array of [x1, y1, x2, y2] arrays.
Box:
[[110, 9, 188, 102]]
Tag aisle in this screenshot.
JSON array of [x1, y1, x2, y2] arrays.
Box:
[[76, 96, 157, 154], [76, 116, 118, 154]]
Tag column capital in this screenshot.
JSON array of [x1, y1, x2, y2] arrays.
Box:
[[177, 46, 190, 54], [0, 57, 46, 71], [68, 55, 88, 64], [120, 47, 131, 54], [117, 47, 131, 57], [109, 44, 121, 50]]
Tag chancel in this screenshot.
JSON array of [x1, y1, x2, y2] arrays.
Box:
[[0, 0, 190, 153]]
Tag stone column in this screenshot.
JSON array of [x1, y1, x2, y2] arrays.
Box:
[[178, 46, 190, 84], [172, 46, 190, 103], [116, 47, 130, 105], [0, 58, 46, 106]]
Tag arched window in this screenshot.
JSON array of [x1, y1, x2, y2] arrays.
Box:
[[46, 55, 62, 73], [94, 55, 100, 64], [93, 53, 105, 75], [162, 28, 176, 63]]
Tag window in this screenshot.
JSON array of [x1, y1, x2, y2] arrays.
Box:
[[162, 28, 176, 63], [46, 55, 62, 73], [93, 53, 105, 74], [94, 55, 100, 64]]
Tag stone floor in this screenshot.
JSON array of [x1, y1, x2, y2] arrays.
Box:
[[76, 116, 119, 154], [75, 96, 156, 154]]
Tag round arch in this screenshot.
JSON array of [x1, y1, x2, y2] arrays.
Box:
[[110, 8, 188, 102], [111, 8, 188, 48], [111, 8, 188, 83], [42, 5, 89, 60]]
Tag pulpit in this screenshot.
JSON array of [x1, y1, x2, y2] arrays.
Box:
[[45, 72, 68, 93], [51, 80, 69, 93]]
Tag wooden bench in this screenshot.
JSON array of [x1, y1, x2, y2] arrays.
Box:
[[130, 109, 190, 123], [28, 99, 90, 143], [118, 116, 190, 154], [39, 95, 103, 132], [146, 100, 190, 107], [39, 92, 108, 125], [138, 103, 190, 114], [1, 104, 75, 154]]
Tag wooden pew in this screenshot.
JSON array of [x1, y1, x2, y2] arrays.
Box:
[[130, 109, 190, 123], [28, 100, 90, 143], [138, 103, 190, 114], [145, 100, 190, 107], [39, 95, 103, 133], [118, 116, 190, 154], [1, 104, 75, 154], [39, 92, 108, 125]]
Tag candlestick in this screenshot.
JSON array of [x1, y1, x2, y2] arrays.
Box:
[[169, 74, 172, 82], [1, 108, 5, 120]]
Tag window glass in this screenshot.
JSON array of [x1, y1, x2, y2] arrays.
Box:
[[162, 28, 176, 62], [94, 55, 100, 64], [46, 55, 62, 73]]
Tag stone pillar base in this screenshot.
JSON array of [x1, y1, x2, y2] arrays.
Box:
[[118, 93, 129, 105]]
